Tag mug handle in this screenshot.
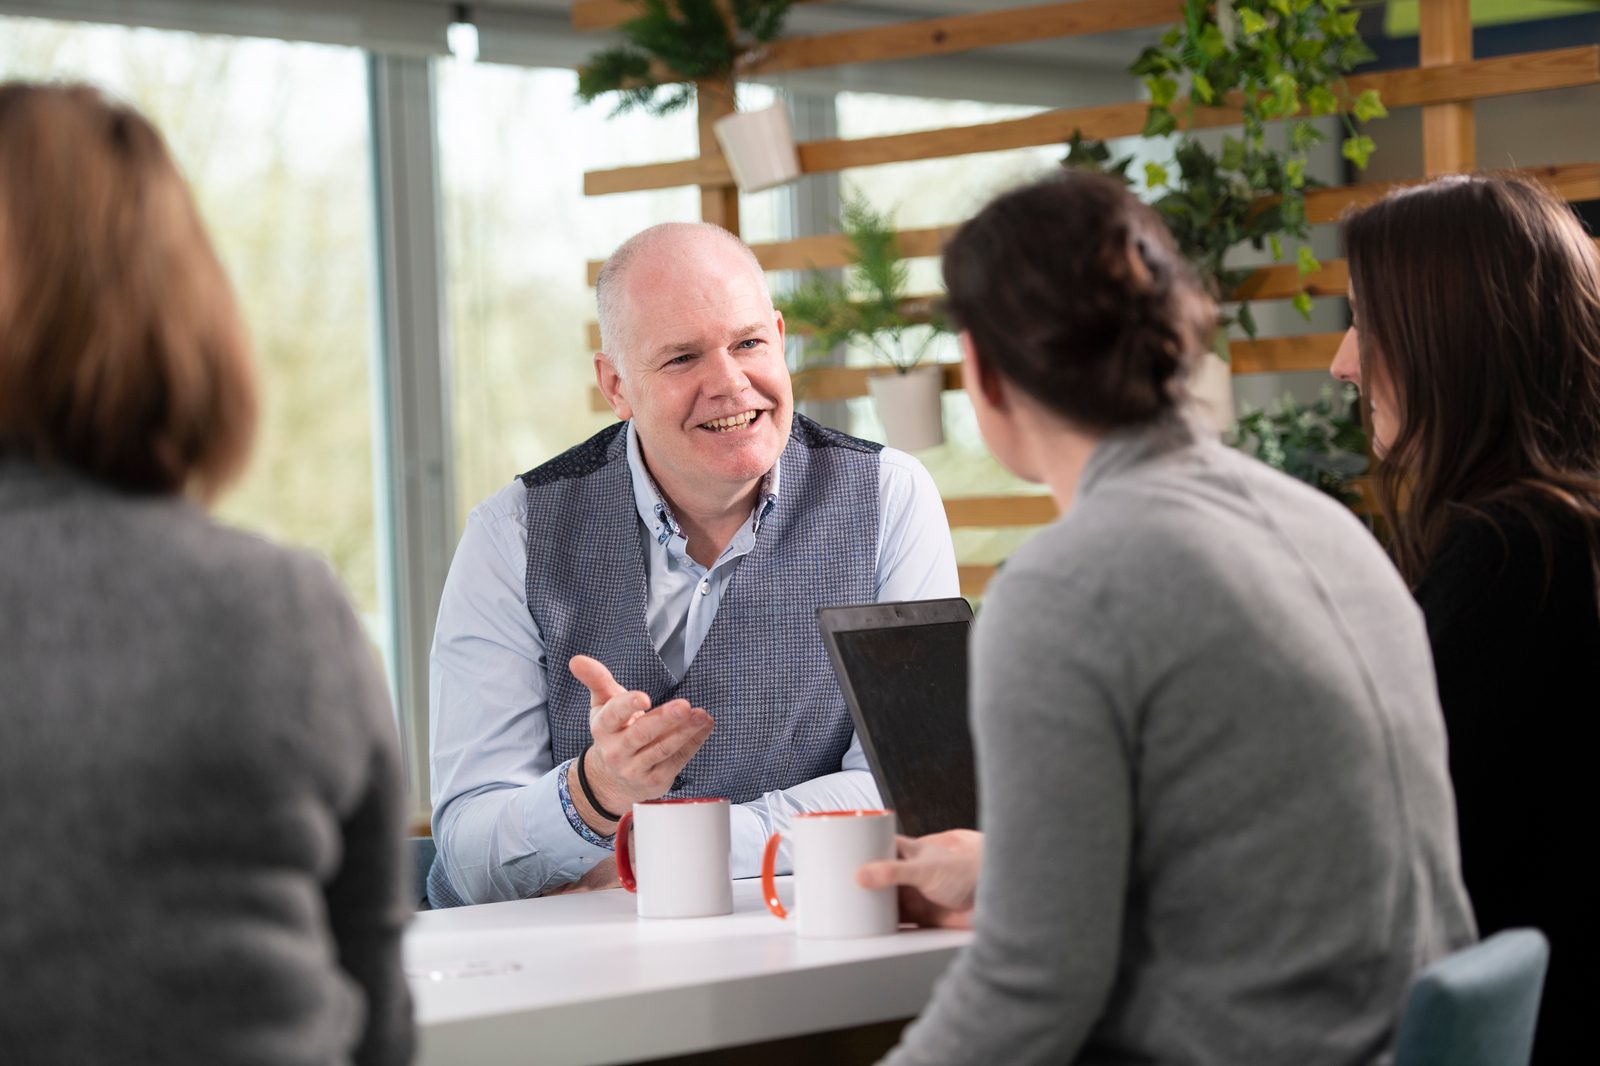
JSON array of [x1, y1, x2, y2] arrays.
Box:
[[615, 809, 637, 893], [761, 832, 787, 918]]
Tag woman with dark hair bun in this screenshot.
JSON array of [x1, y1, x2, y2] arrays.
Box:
[[1333, 173, 1600, 1063], [857, 171, 1475, 1065]]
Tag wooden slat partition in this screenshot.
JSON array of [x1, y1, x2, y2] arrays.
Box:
[[958, 564, 996, 598], [944, 495, 1058, 527], [586, 333, 1345, 410], [1302, 160, 1600, 223], [587, 225, 956, 286], [1420, 0, 1476, 175], [584, 46, 1600, 197], [571, 0, 834, 31], [746, 0, 1182, 77]]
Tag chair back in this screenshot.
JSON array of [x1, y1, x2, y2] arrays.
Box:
[[408, 835, 437, 911], [1393, 928, 1549, 1066]]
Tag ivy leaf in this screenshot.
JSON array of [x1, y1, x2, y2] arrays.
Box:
[[1236, 301, 1258, 339], [1269, 234, 1283, 261], [1131, 47, 1176, 76], [1142, 106, 1179, 138], [1269, 0, 1294, 17], [1191, 72, 1215, 104], [1306, 85, 1338, 117], [1145, 161, 1171, 190], [1220, 135, 1246, 171], [1198, 23, 1228, 61], [1289, 119, 1322, 152], [1293, 290, 1315, 318], [1285, 157, 1307, 188], [1239, 7, 1269, 36], [1352, 88, 1388, 122], [1146, 74, 1180, 107], [1341, 133, 1377, 168], [1296, 245, 1320, 276]]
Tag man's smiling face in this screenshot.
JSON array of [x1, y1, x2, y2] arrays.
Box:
[[597, 229, 792, 503]]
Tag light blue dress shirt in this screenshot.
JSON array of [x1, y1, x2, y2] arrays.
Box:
[[430, 422, 960, 902]]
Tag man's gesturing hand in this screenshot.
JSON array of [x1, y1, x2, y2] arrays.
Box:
[[567, 654, 713, 832], [855, 830, 983, 930]]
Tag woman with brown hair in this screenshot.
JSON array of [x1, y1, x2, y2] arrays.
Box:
[[0, 83, 412, 1064], [1332, 173, 1600, 1062], [857, 170, 1474, 1065]]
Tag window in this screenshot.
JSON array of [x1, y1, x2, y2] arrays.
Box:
[[0, 15, 386, 638]]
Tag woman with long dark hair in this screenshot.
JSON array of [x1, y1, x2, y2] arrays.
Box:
[[858, 170, 1475, 1065], [0, 83, 412, 1064], [1332, 173, 1600, 1062]]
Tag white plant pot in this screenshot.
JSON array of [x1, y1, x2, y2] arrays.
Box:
[[868, 365, 945, 452], [1188, 352, 1236, 437], [713, 102, 801, 193]]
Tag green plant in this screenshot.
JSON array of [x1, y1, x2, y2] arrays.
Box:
[[778, 193, 948, 374], [1064, 0, 1385, 343], [576, 0, 794, 117], [1230, 383, 1368, 503]]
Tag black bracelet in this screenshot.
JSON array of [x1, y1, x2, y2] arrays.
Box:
[[576, 746, 622, 823]]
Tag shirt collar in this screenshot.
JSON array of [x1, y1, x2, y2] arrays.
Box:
[[625, 421, 782, 546]]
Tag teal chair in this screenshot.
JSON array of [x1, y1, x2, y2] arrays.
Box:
[[1394, 929, 1549, 1066], [409, 835, 437, 911]]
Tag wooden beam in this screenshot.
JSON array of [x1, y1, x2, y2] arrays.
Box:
[[587, 224, 955, 286], [1303, 160, 1600, 223], [944, 495, 1059, 528], [571, 0, 834, 32], [958, 564, 996, 598], [1232, 260, 1350, 302], [696, 78, 739, 232], [745, 0, 1182, 77], [1419, 0, 1475, 176], [584, 46, 1600, 197], [1229, 332, 1343, 375]]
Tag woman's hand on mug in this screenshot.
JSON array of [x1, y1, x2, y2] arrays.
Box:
[[855, 830, 983, 930]]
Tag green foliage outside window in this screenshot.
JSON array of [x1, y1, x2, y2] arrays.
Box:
[[576, 0, 794, 116], [1065, 0, 1385, 346], [777, 193, 949, 374]]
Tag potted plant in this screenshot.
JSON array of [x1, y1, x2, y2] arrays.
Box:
[[576, 0, 802, 193], [778, 194, 951, 451], [1230, 383, 1369, 508], [1063, 0, 1385, 430]]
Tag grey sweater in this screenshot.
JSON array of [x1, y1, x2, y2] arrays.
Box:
[[0, 460, 413, 1065], [885, 415, 1475, 1066]]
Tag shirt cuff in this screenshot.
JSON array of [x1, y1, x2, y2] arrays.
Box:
[[556, 757, 616, 852]]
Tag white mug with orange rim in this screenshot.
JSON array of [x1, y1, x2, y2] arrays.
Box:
[[616, 797, 733, 919], [760, 809, 898, 939]]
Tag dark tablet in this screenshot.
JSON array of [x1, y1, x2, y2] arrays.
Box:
[[818, 598, 978, 837]]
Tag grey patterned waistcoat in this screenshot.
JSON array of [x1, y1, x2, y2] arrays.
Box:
[[521, 414, 881, 803]]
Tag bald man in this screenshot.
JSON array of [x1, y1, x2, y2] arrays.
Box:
[[427, 223, 959, 905]]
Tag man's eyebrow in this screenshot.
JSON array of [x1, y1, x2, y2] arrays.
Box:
[[650, 323, 769, 361]]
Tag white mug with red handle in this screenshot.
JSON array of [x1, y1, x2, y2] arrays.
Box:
[[761, 809, 898, 939], [616, 797, 733, 919]]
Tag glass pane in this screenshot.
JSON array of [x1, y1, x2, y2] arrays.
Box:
[[0, 16, 384, 631], [437, 62, 789, 523]]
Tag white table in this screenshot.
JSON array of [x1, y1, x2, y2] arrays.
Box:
[[406, 876, 970, 1066]]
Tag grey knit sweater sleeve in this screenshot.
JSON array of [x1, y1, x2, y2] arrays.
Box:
[[881, 421, 1474, 1066]]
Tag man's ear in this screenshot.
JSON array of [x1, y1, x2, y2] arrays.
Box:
[[773, 307, 786, 348], [595, 352, 633, 422], [959, 331, 1006, 411]]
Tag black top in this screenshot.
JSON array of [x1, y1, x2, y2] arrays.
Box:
[[1414, 503, 1598, 1064]]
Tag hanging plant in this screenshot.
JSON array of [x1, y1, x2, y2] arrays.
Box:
[[576, 0, 794, 117], [1065, 0, 1386, 344]]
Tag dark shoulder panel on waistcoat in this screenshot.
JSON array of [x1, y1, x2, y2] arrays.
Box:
[[791, 413, 883, 454], [518, 422, 629, 488]]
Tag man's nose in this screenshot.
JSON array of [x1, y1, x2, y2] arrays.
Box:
[[1329, 327, 1361, 386], [704, 347, 751, 394]]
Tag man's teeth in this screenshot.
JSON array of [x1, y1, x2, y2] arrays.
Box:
[[701, 411, 758, 431]]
